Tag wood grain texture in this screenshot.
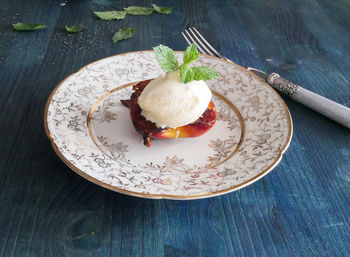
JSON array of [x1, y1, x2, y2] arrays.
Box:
[[0, 0, 349, 256]]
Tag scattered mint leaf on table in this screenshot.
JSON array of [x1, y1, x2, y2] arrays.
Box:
[[153, 44, 179, 72], [65, 25, 84, 33], [94, 11, 127, 20], [152, 4, 172, 14], [13, 23, 47, 31], [112, 27, 135, 44], [124, 6, 154, 15], [153, 43, 220, 83]]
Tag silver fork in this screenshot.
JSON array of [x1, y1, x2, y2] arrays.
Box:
[[182, 27, 232, 62], [182, 27, 350, 129]]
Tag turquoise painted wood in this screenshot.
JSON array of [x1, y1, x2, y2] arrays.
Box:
[[0, 0, 349, 256]]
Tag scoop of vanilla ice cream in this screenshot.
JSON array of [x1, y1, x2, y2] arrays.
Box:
[[137, 71, 212, 128]]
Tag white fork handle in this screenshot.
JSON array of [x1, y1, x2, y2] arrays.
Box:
[[267, 73, 350, 129]]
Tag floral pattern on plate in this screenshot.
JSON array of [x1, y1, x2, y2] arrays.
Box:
[[45, 51, 292, 199], [88, 86, 244, 174]]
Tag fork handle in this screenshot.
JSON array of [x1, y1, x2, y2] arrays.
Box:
[[267, 73, 350, 129]]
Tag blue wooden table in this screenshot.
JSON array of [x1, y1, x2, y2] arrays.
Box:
[[1, 0, 350, 256]]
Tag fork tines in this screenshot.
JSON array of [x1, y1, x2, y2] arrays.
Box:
[[182, 27, 224, 59]]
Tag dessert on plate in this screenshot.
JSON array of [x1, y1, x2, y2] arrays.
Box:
[[121, 44, 220, 147]]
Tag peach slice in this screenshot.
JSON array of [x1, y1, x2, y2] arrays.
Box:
[[121, 79, 217, 147]]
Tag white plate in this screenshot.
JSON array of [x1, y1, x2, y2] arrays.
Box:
[[44, 51, 292, 199]]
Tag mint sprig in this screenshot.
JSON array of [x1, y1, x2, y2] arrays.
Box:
[[153, 44, 220, 83]]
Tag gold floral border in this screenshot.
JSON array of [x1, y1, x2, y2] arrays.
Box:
[[43, 51, 293, 200]]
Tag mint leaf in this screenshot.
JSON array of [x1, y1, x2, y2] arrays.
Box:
[[183, 43, 200, 64], [112, 27, 135, 44], [153, 44, 179, 72], [191, 66, 220, 81], [94, 11, 126, 20], [180, 44, 220, 83], [180, 64, 194, 83], [180, 64, 220, 83], [180, 65, 220, 83], [65, 25, 84, 33], [13, 23, 47, 31], [152, 4, 172, 14], [124, 6, 154, 15], [153, 44, 220, 83]]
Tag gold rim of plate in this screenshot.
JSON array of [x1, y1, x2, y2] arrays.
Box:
[[43, 51, 293, 200]]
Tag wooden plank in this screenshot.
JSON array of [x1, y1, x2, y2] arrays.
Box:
[[0, 0, 349, 256]]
